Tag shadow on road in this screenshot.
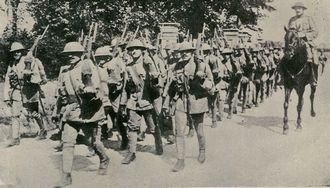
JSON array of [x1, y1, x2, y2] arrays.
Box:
[[51, 154, 95, 172], [238, 115, 284, 135]]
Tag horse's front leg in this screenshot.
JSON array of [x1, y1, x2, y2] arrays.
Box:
[[283, 87, 292, 135], [310, 84, 317, 117], [296, 87, 305, 130]]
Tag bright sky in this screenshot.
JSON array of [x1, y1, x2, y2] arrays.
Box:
[[0, 0, 329, 47], [259, 0, 330, 46]]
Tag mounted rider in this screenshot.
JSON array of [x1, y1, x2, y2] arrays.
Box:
[[287, 2, 318, 86]]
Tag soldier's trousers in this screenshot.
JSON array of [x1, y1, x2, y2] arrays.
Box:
[[127, 109, 162, 153], [8, 100, 22, 139], [175, 109, 206, 160], [62, 121, 108, 174], [105, 106, 128, 142], [23, 102, 46, 132]]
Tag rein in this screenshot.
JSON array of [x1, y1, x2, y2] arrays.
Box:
[[284, 38, 308, 79]]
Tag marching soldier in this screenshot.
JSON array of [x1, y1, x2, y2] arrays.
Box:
[[4, 41, 48, 147], [56, 42, 109, 187], [202, 43, 221, 128], [120, 39, 163, 164], [4, 42, 25, 147], [163, 41, 213, 172], [235, 43, 250, 113], [52, 61, 72, 152], [288, 2, 318, 86], [273, 44, 284, 89], [93, 45, 113, 141], [18, 53, 48, 140], [102, 42, 129, 150], [221, 48, 242, 119]]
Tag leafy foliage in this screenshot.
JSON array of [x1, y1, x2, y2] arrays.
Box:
[[1, 0, 275, 79]]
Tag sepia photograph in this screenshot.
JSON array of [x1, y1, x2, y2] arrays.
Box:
[[0, 0, 329, 187]]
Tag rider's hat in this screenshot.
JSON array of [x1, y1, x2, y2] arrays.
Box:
[[292, 2, 307, 10]]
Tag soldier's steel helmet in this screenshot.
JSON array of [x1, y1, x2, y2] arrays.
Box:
[[95, 46, 111, 57], [126, 39, 146, 50], [10, 42, 25, 52], [202, 43, 212, 51], [264, 49, 270, 55], [235, 43, 245, 49], [178, 41, 195, 52], [146, 43, 156, 50], [221, 48, 233, 54], [292, 2, 307, 10], [252, 47, 259, 52], [62, 42, 85, 53]]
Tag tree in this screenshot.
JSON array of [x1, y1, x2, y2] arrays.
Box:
[[1, 0, 275, 79]]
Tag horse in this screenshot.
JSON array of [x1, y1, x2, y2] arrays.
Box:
[[281, 26, 317, 135]]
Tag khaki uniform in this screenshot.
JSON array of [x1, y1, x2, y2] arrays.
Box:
[[288, 14, 318, 66], [163, 56, 212, 160], [60, 59, 108, 175], [121, 55, 162, 155], [102, 56, 128, 146], [3, 62, 23, 140], [205, 54, 223, 123]]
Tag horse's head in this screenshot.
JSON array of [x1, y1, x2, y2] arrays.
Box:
[[284, 26, 302, 59]]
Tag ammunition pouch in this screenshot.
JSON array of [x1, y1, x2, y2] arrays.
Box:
[[190, 78, 208, 99], [79, 92, 103, 120], [9, 72, 19, 88]]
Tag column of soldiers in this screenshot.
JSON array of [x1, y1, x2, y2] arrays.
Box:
[[4, 35, 287, 186]]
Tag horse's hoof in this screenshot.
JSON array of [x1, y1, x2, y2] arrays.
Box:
[[242, 109, 246, 113], [227, 114, 232, 119], [255, 104, 259, 107], [311, 111, 316, 117]]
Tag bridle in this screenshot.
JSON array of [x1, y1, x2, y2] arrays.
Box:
[[284, 29, 307, 79]]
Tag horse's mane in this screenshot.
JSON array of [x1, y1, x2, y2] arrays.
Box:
[[283, 29, 308, 75]]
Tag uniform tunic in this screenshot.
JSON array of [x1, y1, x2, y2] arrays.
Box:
[[61, 59, 105, 123]]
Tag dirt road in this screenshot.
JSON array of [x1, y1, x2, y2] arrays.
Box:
[[1, 66, 330, 187]]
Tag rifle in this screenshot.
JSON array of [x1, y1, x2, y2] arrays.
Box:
[[29, 25, 49, 56], [131, 25, 140, 41], [185, 30, 190, 42], [155, 33, 161, 54], [112, 22, 128, 58], [28, 25, 52, 128], [201, 23, 206, 43], [83, 22, 98, 61]]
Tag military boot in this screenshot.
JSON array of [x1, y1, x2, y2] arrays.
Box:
[[197, 149, 206, 164], [7, 138, 20, 147], [54, 173, 72, 188], [121, 152, 136, 164], [38, 129, 47, 140], [211, 121, 217, 128], [172, 159, 185, 172], [93, 141, 110, 174], [153, 126, 163, 155], [54, 142, 63, 152], [98, 156, 110, 175], [120, 137, 129, 150], [187, 128, 194, 137]]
